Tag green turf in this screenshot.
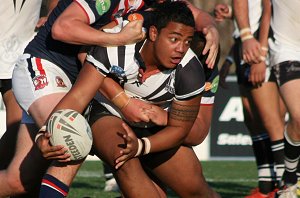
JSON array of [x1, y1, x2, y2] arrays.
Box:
[[69, 160, 258, 198]]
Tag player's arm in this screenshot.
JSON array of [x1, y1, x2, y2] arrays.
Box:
[[36, 61, 106, 161], [182, 0, 219, 68], [248, 0, 271, 86], [53, 63, 105, 113], [100, 77, 166, 124], [183, 104, 213, 146], [115, 96, 201, 168], [51, 2, 145, 46], [233, 0, 261, 64]]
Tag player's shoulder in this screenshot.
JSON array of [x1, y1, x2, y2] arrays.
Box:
[[179, 49, 202, 68]]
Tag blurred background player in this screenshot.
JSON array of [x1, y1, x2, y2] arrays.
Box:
[[215, 1, 286, 197], [268, 0, 300, 197], [0, 0, 58, 170]]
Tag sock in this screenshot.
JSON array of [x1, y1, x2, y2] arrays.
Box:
[[296, 162, 300, 182], [103, 162, 114, 180], [282, 131, 300, 185], [252, 133, 275, 194], [271, 139, 285, 186], [39, 174, 69, 198]]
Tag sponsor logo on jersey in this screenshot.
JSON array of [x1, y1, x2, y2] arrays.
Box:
[[55, 76, 66, 88], [204, 76, 219, 93], [110, 65, 126, 80], [33, 75, 48, 90], [95, 0, 111, 15]]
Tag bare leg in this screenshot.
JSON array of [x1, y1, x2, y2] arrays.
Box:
[[0, 89, 22, 169], [91, 116, 164, 198]]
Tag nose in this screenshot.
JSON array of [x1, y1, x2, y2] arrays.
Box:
[[176, 42, 186, 54]]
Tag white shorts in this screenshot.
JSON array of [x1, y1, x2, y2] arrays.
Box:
[[12, 54, 72, 112]]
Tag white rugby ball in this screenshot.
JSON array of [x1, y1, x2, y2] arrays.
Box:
[[47, 109, 93, 160]]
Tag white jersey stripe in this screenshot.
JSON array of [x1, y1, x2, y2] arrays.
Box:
[[75, 0, 96, 24]]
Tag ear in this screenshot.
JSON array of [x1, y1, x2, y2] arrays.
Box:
[[148, 25, 158, 42]]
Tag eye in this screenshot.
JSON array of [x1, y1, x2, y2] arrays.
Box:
[[185, 39, 192, 45], [170, 37, 178, 42]]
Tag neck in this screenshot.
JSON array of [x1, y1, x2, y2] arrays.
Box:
[[140, 40, 158, 72]]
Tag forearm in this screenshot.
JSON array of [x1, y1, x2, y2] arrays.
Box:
[[233, 0, 250, 30], [146, 96, 200, 153], [52, 3, 127, 46], [53, 63, 104, 115], [184, 0, 217, 32], [52, 20, 125, 46], [258, 0, 271, 47]]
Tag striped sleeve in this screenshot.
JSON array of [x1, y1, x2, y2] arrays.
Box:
[[174, 49, 205, 100], [86, 46, 111, 76]]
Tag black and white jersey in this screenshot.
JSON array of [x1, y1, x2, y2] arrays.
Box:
[[25, 0, 145, 83], [86, 40, 205, 117]]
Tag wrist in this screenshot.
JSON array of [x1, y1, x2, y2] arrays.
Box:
[[34, 125, 47, 143], [240, 27, 254, 42], [112, 91, 131, 110], [241, 34, 254, 42], [134, 137, 151, 157]]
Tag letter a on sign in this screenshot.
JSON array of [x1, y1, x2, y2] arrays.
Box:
[[219, 97, 244, 122]]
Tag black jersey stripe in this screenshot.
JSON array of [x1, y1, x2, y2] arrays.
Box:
[[90, 46, 111, 70], [142, 77, 171, 101], [149, 91, 174, 103], [117, 46, 126, 69]]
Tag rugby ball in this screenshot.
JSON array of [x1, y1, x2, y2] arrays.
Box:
[[47, 109, 93, 160]]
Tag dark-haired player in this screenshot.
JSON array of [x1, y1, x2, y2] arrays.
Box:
[[48, 1, 220, 197]]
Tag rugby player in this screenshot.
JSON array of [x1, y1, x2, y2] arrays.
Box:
[[48, 1, 220, 197]]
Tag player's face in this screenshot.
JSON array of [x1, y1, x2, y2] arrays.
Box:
[[153, 22, 194, 69]]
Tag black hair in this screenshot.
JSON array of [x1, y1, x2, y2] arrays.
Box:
[[151, 1, 195, 32]]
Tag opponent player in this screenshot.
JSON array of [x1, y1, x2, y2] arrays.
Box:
[[0, 0, 58, 169], [1, 0, 145, 197], [269, 0, 300, 197]]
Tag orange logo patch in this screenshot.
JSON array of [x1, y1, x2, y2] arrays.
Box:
[[128, 13, 144, 21]]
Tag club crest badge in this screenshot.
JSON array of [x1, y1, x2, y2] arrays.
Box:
[[33, 75, 48, 90]]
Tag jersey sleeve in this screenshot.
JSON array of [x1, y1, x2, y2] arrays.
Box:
[[86, 46, 111, 76], [174, 49, 205, 100], [75, 0, 112, 24]]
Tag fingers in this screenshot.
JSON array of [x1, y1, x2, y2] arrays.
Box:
[[202, 27, 219, 68], [115, 158, 126, 169], [36, 17, 47, 28], [242, 39, 262, 64], [37, 132, 71, 161], [205, 46, 218, 68]]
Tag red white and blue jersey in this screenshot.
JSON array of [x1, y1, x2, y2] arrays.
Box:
[[86, 41, 205, 116], [24, 0, 145, 83]]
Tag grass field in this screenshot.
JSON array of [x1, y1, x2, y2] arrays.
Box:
[[69, 160, 258, 198]]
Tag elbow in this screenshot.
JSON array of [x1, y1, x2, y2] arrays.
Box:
[[183, 124, 210, 146], [52, 19, 71, 41]]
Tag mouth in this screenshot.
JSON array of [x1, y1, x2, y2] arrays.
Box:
[[170, 57, 182, 65]]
